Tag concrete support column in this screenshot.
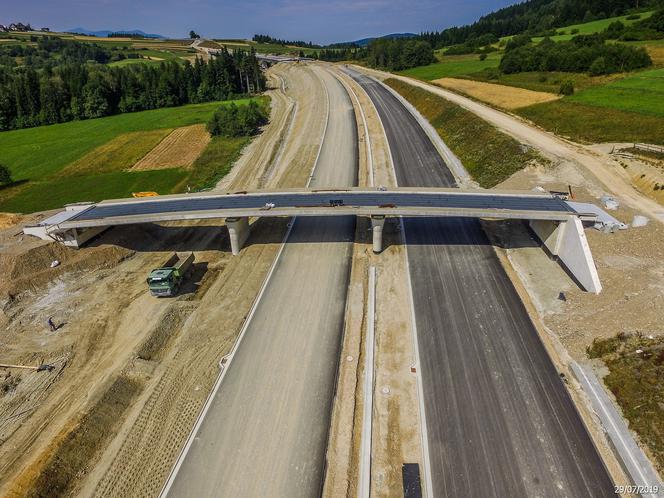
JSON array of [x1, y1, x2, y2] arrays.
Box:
[[371, 215, 386, 254], [529, 217, 602, 294], [226, 217, 250, 256]]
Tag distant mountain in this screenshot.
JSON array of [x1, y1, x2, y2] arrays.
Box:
[[67, 27, 165, 39], [347, 32, 417, 47]]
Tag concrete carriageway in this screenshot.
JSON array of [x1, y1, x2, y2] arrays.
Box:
[[160, 64, 358, 497], [344, 68, 614, 497]]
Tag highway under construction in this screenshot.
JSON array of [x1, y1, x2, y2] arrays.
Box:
[[7, 60, 661, 498]]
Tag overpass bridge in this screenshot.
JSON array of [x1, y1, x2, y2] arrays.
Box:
[[23, 187, 602, 292]]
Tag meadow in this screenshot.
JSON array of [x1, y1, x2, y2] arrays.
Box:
[[568, 67, 664, 117], [531, 10, 656, 42], [0, 98, 262, 212], [399, 52, 500, 80]]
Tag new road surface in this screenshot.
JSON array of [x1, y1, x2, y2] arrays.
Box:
[[163, 64, 357, 497], [345, 68, 615, 497]]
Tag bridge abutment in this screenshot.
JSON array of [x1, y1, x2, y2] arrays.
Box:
[[226, 217, 250, 255], [529, 217, 602, 294]]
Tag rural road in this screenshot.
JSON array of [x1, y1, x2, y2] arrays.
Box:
[[162, 63, 358, 497], [345, 68, 615, 497]]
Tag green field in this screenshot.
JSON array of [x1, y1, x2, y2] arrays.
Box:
[[517, 99, 664, 144], [0, 98, 261, 212], [0, 169, 189, 213], [399, 52, 501, 80], [567, 67, 664, 117]]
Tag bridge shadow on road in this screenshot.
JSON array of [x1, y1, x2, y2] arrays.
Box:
[[86, 216, 542, 255]]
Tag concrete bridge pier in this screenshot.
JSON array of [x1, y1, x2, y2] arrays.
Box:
[[371, 215, 386, 254], [529, 216, 602, 294], [226, 217, 250, 255]]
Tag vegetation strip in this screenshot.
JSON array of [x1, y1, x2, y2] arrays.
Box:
[[588, 333, 664, 473]]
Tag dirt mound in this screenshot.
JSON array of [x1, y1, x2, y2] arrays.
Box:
[[0, 243, 133, 297], [0, 213, 25, 230]]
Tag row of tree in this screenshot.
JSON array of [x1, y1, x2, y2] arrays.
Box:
[[252, 34, 320, 48], [0, 48, 265, 131], [499, 33, 652, 74], [419, 0, 660, 49], [365, 38, 436, 71]]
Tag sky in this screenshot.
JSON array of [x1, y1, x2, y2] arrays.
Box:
[[3, 0, 520, 44]]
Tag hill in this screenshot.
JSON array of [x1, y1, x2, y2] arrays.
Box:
[[67, 27, 165, 38], [421, 0, 660, 48], [348, 32, 417, 47]]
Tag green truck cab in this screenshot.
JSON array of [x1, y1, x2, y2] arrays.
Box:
[[147, 252, 194, 297]]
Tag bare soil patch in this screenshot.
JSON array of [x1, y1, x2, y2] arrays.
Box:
[[0, 213, 24, 230], [0, 239, 132, 297], [432, 77, 560, 109], [132, 124, 211, 171]]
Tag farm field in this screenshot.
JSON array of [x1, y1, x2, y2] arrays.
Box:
[[0, 98, 262, 212], [567, 67, 664, 117], [132, 124, 211, 171], [399, 52, 500, 80], [431, 77, 559, 109], [2, 31, 196, 65], [513, 67, 664, 145], [517, 99, 664, 145]]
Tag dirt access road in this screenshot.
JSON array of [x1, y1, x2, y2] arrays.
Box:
[[163, 64, 358, 498], [358, 66, 664, 224]]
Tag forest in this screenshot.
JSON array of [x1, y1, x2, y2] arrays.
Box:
[[0, 44, 265, 131]]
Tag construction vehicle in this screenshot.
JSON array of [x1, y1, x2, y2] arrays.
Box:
[[146, 252, 194, 297]]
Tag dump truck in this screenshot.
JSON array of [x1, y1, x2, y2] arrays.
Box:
[[146, 252, 194, 297]]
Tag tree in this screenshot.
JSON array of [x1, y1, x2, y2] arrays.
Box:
[[189, 30, 200, 40], [207, 101, 268, 137], [559, 80, 574, 95], [589, 56, 607, 75], [0, 164, 12, 185]]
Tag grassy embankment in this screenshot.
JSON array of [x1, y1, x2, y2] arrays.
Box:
[[587, 333, 664, 472], [397, 11, 664, 145], [384, 78, 542, 188], [0, 97, 265, 212]]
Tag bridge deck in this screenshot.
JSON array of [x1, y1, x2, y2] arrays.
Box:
[[39, 188, 592, 232]]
